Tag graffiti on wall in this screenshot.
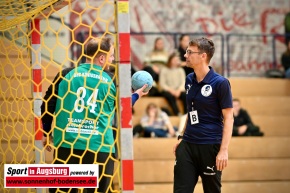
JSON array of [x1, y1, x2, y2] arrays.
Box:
[[69, 0, 290, 76], [69, 0, 116, 65], [129, 0, 289, 76]]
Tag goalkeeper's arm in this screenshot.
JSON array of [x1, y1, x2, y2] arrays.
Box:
[[41, 72, 60, 136], [41, 67, 74, 136]]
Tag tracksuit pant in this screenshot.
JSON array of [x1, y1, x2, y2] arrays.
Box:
[[174, 141, 222, 193]]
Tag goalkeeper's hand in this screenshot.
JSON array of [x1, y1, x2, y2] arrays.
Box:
[[135, 84, 149, 97]]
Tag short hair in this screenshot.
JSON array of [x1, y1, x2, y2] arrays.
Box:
[[189, 37, 215, 62], [86, 37, 112, 58], [233, 98, 240, 103]]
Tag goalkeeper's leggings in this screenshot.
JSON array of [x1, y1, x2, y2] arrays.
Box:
[[49, 146, 114, 193]]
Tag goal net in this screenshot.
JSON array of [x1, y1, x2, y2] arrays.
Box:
[[0, 0, 131, 192]]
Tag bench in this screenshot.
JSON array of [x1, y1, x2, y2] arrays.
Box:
[[135, 181, 290, 193], [229, 78, 290, 96], [133, 115, 290, 136], [133, 138, 290, 160]]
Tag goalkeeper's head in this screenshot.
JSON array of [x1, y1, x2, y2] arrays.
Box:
[[85, 37, 115, 70]]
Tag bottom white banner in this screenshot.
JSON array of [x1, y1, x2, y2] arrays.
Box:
[[4, 164, 99, 188]]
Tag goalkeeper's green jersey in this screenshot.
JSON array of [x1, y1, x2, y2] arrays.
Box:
[[53, 63, 116, 153]]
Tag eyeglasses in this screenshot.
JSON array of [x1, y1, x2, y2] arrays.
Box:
[[186, 50, 201, 55]]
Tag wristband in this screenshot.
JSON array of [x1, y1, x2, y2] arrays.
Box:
[[177, 135, 183, 140]]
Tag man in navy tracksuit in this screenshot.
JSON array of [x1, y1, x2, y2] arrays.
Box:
[[173, 37, 234, 193]]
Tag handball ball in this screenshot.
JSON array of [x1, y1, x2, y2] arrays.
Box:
[[132, 70, 153, 92]]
